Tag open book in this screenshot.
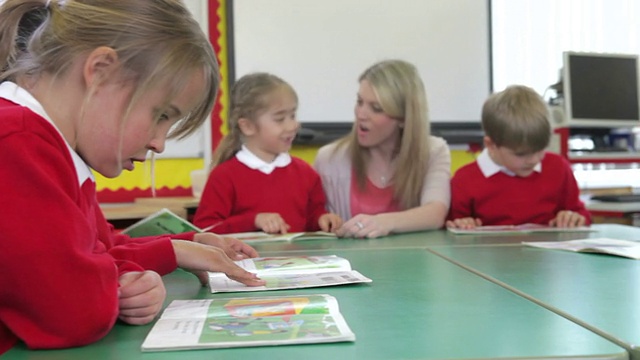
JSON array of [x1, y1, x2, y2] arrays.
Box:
[[208, 255, 371, 293], [523, 238, 640, 260], [121, 208, 202, 237], [226, 231, 337, 243], [447, 223, 595, 235], [141, 294, 355, 352]]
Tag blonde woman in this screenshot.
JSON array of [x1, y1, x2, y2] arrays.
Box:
[[314, 59, 451, 238]]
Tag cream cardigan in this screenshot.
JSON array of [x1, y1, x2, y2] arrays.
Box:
[[313, 136, 451, 220]]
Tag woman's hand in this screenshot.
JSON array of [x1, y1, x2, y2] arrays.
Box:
[[336, 214, 393, 239]]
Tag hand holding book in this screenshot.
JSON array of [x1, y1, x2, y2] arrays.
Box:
[[192, 232, 259, 260], [173, 240, 265, 287], [208, 255, 371, 293]]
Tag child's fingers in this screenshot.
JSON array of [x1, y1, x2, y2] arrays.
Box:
[[226, 268, 265, 286], [117, 271, 166, 325]]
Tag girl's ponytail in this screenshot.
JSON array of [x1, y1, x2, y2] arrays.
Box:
[[0, 0, 49, 80]]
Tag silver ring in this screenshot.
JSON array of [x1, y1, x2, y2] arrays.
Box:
[[356, 221, 364, 229]]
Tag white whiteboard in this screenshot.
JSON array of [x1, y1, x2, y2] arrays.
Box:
[[157, 0, 210, 159], [233, 0, 490, 123]]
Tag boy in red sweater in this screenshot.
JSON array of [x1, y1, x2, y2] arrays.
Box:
[[446, 85, 590, 230]]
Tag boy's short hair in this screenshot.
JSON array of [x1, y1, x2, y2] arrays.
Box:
[[481, 85, 551, 153]]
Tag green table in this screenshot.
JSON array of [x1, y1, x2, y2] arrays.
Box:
[[431, 240, 640, 360], [250, 224, 628, 254], [3, 248, 626, 359]]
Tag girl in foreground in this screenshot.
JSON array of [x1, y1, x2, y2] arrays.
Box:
[[0, 0, 263, 353]]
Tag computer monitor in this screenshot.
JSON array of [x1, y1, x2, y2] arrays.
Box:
[[560, 51, 640, 128]]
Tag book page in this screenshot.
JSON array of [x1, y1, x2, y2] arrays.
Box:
[[122, 208, 201, 237], [208, 255, 372, 293], [231, 255, 352, 275], [523, 238, 640, 260], [209, 270, 372, 293], [141, 294, 355, 351], [448, 223, 595, 235], [226, 231, 337, 242]]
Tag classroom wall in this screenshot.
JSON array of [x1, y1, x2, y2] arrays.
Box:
[[95, 145, 477, 202], [96, 0, 225, 202], [291, 146, 477, 174], [95, 0, 481, 202], [232, 0, 490, 124]]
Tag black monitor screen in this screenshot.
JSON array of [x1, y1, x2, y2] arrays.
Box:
[[568, 54, 639, 121]]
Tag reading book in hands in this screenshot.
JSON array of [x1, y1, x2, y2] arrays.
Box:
[[121, 208, 201, 237], [141, 294, 355, 352], [447, 223, 595, 235], [523, 238, 640, 260], [226, 231, 338, 243], [208, 255, 372, 293]]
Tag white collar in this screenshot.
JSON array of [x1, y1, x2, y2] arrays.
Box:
[[476, 148, 541, 178], [235, 145, 291, 174], [0, 81, 94, 186]]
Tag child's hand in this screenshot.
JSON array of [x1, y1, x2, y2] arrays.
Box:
[[549, 210, 586, 228], [255, 213, 290, 234], [193, 232, 259, 260], [445, 217, 482, 229], [118, 271, 166, 325], [172, 240, 265, 287], [318, 213, 343, 232]]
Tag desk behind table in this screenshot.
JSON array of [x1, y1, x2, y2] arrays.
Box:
[[100, 203, 188, 229], [134, 196, 200, 222], [2, 248, 626, 359], [586, 200, 640, 226]]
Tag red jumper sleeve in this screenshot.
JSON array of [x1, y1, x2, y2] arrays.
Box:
[[0, 122, 131, 352]]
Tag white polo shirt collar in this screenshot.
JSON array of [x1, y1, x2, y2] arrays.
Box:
[[235, 144, 291, 174], [476, 148, 541, 178]]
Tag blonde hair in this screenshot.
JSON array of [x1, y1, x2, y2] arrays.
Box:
[[0, 0, 219, 140], [482, 85, 551, 152], [211, 72, 297, 168], [334, 59, 430, 209]]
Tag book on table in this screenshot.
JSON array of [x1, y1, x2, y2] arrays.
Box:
[[447, 223, 595, 235], [225, 231, 338, 243], [208, 255, 372, 293], [120, 210, 337, 241], [523, 238, 640, 260], [121, 208, 202, 237], [141, 294, 355, 352]]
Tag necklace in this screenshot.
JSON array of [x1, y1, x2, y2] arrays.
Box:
[[369, 154, 395, 187]]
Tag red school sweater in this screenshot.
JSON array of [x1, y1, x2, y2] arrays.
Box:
[[0, 99, 182, 354], [193, 156, 328, 234], [448, 152, 591, 226]]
